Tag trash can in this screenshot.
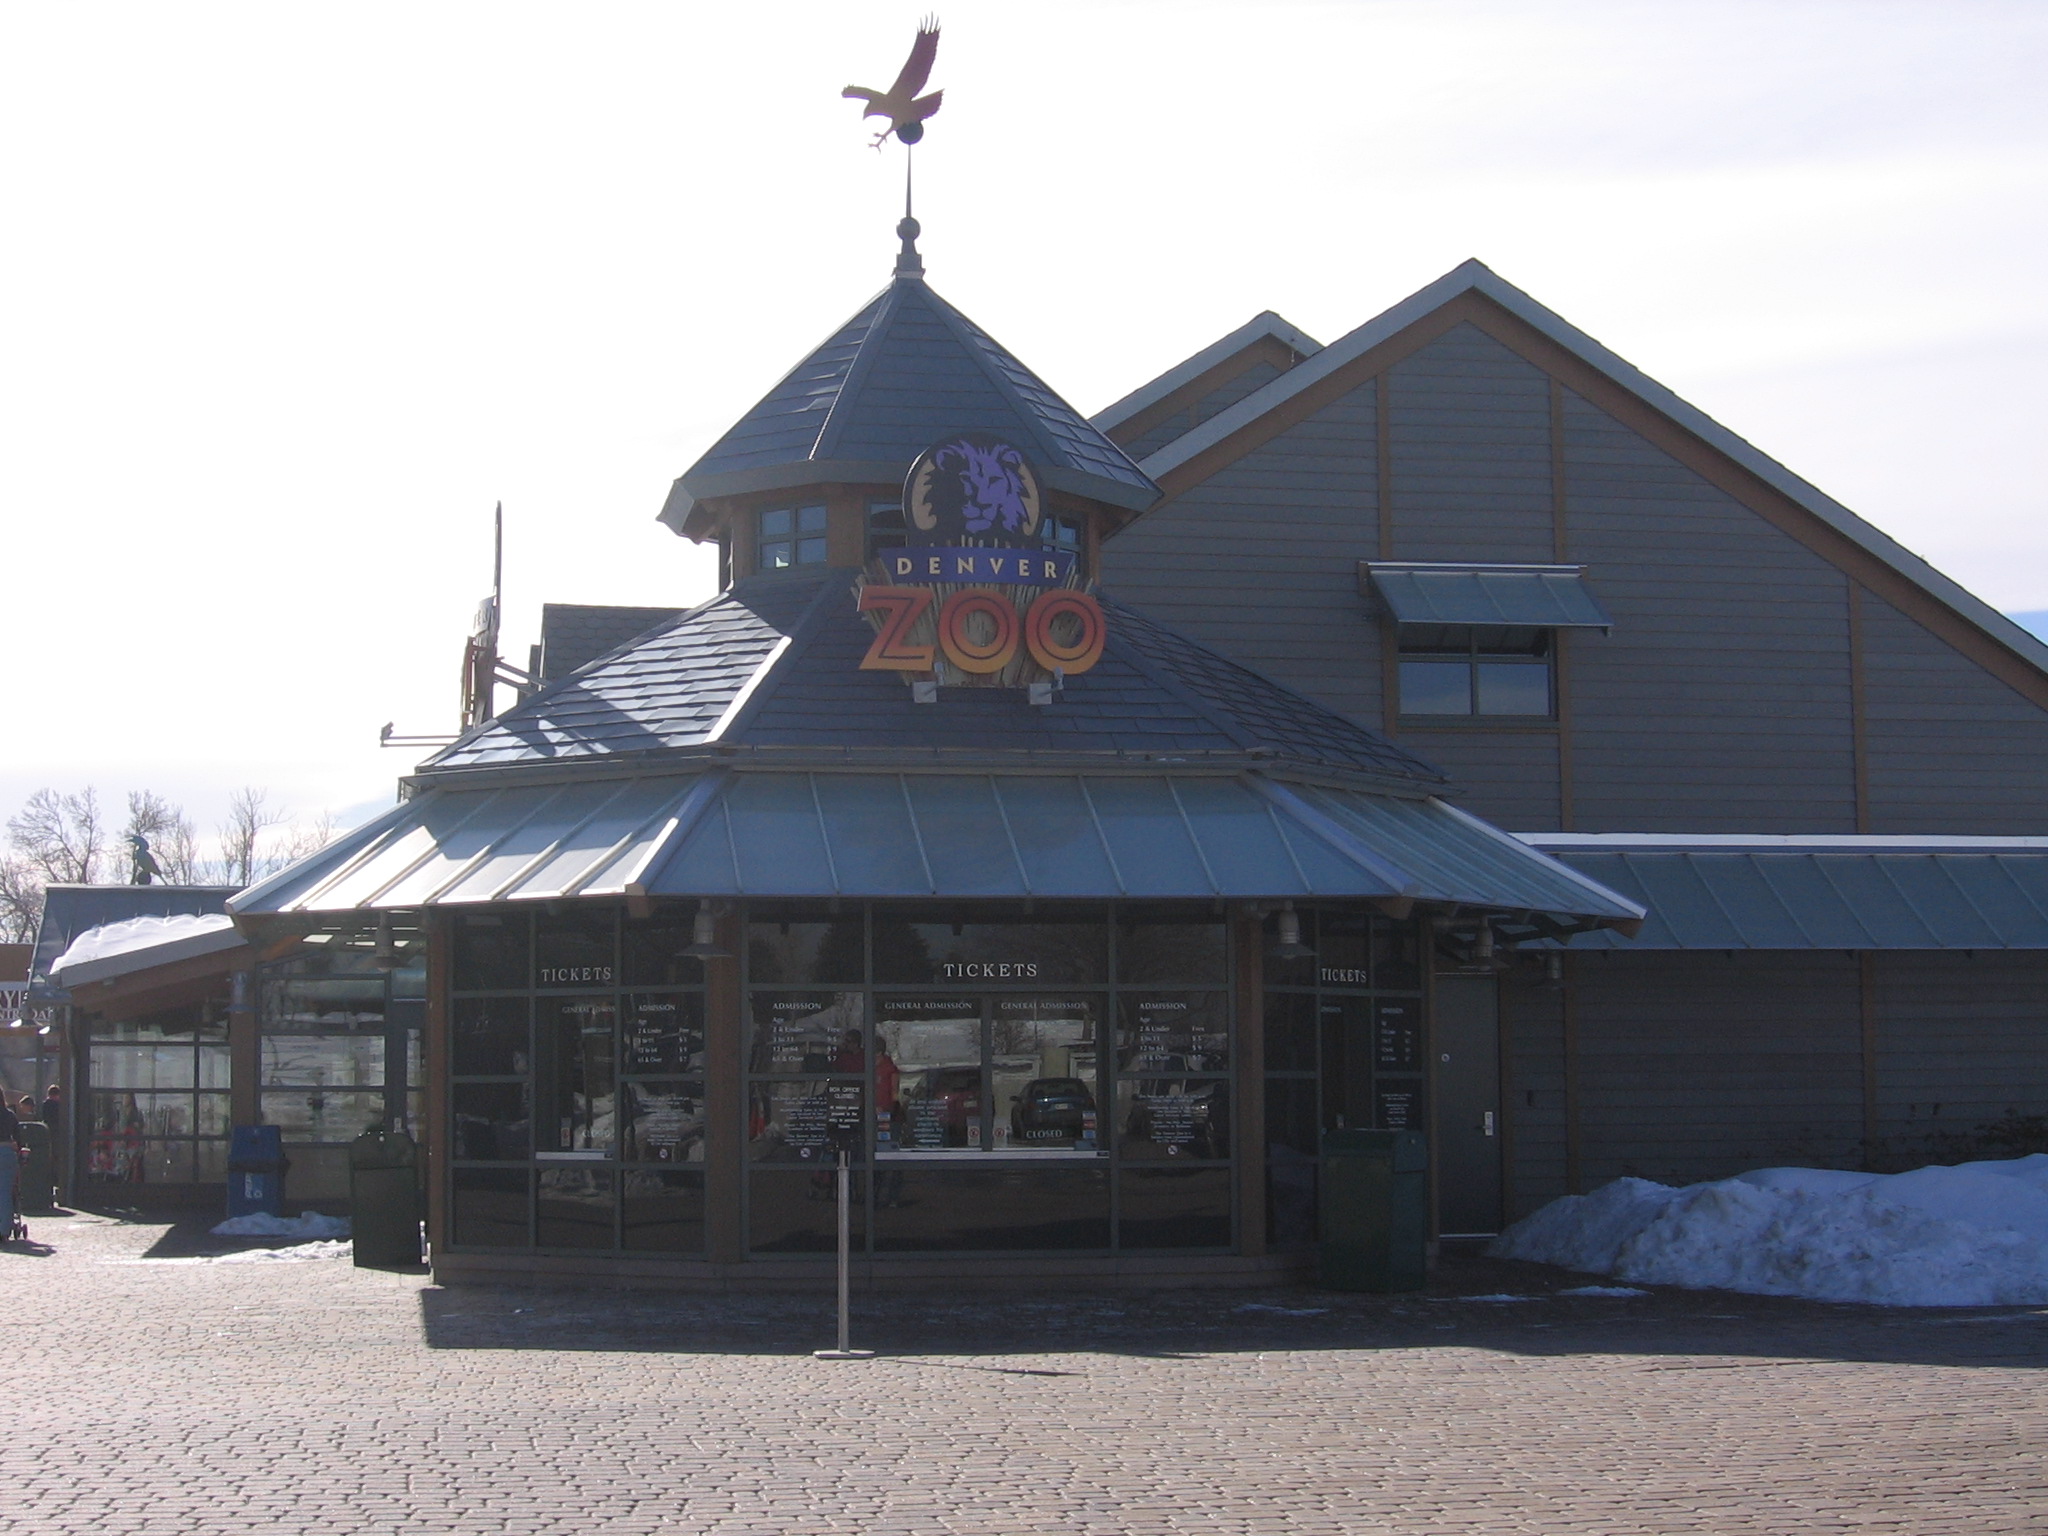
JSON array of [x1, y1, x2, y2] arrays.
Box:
[[1319, 1127, 1428, 1292], [226, 1125, 287, 1219], [16, 1122, 54, 1213], [348, 1127, 422, 1267]]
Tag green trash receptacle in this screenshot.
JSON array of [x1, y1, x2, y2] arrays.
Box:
[[348, 1127, 422, 1267], [1319, 1128, 1428, 1292], [17, 1121, 55, 1213]]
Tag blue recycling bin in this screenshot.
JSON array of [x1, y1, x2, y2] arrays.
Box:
[[225, 1125, 286, 1219]]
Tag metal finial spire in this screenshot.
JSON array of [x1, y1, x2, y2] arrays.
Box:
[[845, 20, 940, 278], [896, 148, 923, 277]]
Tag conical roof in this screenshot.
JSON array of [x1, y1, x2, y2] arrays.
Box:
[[660, 267, 1158, 532]]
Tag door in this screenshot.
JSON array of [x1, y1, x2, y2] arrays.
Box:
[[1433, 975, 1503, 1236]]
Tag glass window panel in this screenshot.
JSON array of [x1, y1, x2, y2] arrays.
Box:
[[1376, 919, 1422, 991], [749, 1169, 866, 1254], [621, 1081, 705, 1163], [198, 1044, 231, 1090], [1115, 1078, 1230, 1162], [1375, 999, 1423, 1071], [540, 998, 616, 1153], [86, 1122, 146, 1183], [796, 505, 827, 533], [621, 912, 706, 988], [1399, 659, 1471, 715], [1263, 991, 1317, 1073], [760, 508, 792, 538], [874, 1166, 1110, 1252], [1473, 626, 1549, 656], [536, 1166, 616, 1250], [1396, 624, 1468, 653], [390, 963, 428, 999], [137, 1140, 196, 1185], [874, 996, 981, 1152], [1120, 1166, 1233, 1249], [90, 1044, 195, 1090], [1264, 1076, 1321, 1160], [534, 911, 616, 987], [453, 914, 529, 992], [453, 1167, 530, 1247], [759, 540, 792, 571], [1376, 1080, 1426, 1132], [194, 1138, 230, 1184], [261, 1035, 385, 1088], [453, 996, 530, 1077], [796, 536, 827, 565], [1317, 910, 1371, 981], [1116, 993, 1230, 1075], [875, 912, 1107, 985], [261, 1089, 388, 1143], [453, 1083, 530, 1161], [1320, 995, 1373, 1131], [991, 996, 1101, 1153], [195, 1092, 231, 1138], [748, 1081, 863, 1164], [1116, 915, 1227, 986], [624, 994, 705, 1075], [1476, 660, 1551, 716], [748, 992, 863, 1075], [622, 1169, 705, 1253], [90, 1089, 193, 1138], [746, 911, 865, 985], [263, 977, 387, 1030]]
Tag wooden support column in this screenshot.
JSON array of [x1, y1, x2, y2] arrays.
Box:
[[1232, 909, 1266, 1258], [1848, 579, 1872, 833], [228, 955, 260, 1129], [1562, 953, 1583, 1195], [1549, 376, 1576, 832], [704, 906, 745, 1266], [1860, 951, 1880, 1162], [423, 914, 450, 1257]]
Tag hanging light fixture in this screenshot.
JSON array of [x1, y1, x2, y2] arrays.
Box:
[[1271, 901, 1313, 961], [1474, 923, 1496, 964], [370, 912, 403, 972], [681, 899, 732, 960]]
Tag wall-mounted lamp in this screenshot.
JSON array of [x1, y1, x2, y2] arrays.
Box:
[[1271, 901, 1313, 961], [681, 899, 732, 961]]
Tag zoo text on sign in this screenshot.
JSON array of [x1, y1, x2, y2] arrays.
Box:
[[859, 586, 1106, 675]]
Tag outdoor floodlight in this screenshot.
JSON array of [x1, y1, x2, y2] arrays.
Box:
[[1271, 901, 1313, 961], [681, 899, 732, 961]]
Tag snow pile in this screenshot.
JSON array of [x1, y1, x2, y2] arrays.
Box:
[[211, 1211, 351, 1239], [212, 1240, 352, 1264], [1492, 1154, 2048, 1307]]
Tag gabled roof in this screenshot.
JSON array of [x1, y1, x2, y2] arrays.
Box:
[[660, 269, 1159, 534], [1123, 258, 2048, 684], [416, 567, 1443, 791], [1091, 309, 1322, 437]]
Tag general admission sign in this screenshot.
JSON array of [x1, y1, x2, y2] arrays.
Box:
[[856, 433, 1107, 689]]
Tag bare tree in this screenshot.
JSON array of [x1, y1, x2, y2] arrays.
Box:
[[278, 810, 337, 866], [124, 790, 200, 885], [0, 855, 42, 943], [7, 787, 104, 884], [216, 787, 286, 888]]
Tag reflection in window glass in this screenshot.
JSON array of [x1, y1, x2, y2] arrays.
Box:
[[1398, 625, 1552, 718], [1477, 660, 1550, 716], [537, 1167, 616, 1249], [1116, 1079, 1230, 1161], [991, 997, 1100, 1153], [749, 1170, 868, 1253], [90, 1045, 196, 1090], [1397, 659, 1469, 715], [453, 914, 528, 991], [262, 977, 388, 1030], [453, 997, 530, 1077], [540, 998, 615, 1153], [622, 1081, 705, 1163], [1115, 914, 1226, 985], [875, 914, 1107, 985], [622, 1169, 705, 1252], [453, 1082, 530, 1161], [874, 996, 981, 1152], [624, 994, 705, 1075], [1263, 992, 1317, 1073], [873, 1166, 1110, 1251], [453, 1168, 529, 1247], [535, 912, 615, 987], [1120, 1167, 1232, 1248], [746, 912, 865, 985], [260, 1090, 388, 1143], [1116, 993, 1229, 1075], [748, 992, 863, 1075], [261, 1034, 384, 1088], [749, 1081, 863, 1163], [621, 914, 706, 988]]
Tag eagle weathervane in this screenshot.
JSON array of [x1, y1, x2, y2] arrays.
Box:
[[843, 17, 943, 149]]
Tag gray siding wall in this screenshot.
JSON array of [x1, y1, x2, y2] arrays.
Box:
[[1560, 389, 1859, 832], [1120, 360, 1286, 461], [1398, 730, 1560, 831], [1569, 952, 1865, 1187], [1501, 980, 1568, 1219], [1862, 596, 2048, 833], [1103, 381, 1384, 724], [1873, 952, 2048, 1145]]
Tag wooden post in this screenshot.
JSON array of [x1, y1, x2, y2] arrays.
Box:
[[423, 914, 450, 1258], [1232, 908, 1266, 1258], [704, 905, 745, 1266], [1562, 953, 1582, 1195], [1859, 951, 1879, 1162], [228, 958, 260, 1129]]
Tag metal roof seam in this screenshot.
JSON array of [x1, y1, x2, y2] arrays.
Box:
[[559, 795, 695, 899], [1921, 854, 2006, 947], [1422, 796, 1643, 919], [1740, 852, 1823, 949], [806, 285, 897, 463], [1804, 855, 1904, 948], [807, 774, 844, 897], [484, 779, 639, 903], [896, 774, 938, 895], [412, 785, 580, 908], [1075, 778, 1130, 898], [1165, 778, 1223, 896], [1257, 792, 1314, 894], [227, 798, 416, 916], [1245, 779, 1414, 898], [623, 773, 729, 896], [987, 777, 1034, 898]]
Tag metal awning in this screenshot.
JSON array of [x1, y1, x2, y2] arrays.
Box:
[[1522, 834, 2048, 948], [1363, 562, 1612, 630], [232, 770, 1643, 930]]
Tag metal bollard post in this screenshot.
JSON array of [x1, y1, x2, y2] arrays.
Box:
[[813, 1149, 873, 1360]]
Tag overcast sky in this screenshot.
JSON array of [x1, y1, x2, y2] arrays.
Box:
[[2, 0, 2042, 845]]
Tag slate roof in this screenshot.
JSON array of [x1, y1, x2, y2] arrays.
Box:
[[661, 272, 1160, 526], [538, 604, 686, 683], [419, 568, 1442, 790]]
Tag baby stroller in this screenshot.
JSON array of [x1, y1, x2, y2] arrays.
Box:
[[6, 1215, 23, 1245]]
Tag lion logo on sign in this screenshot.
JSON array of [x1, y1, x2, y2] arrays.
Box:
[[905, 433, 1042, 542]]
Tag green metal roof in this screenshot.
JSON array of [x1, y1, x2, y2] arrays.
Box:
[[1365, 563, 1613, 630]]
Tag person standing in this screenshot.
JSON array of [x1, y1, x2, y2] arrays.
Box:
[[38, 1086, 59, 1136], [0, 1096, 22, 1242]]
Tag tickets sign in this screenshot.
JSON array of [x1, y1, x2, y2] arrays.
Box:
[[857, 433, 1106, 685]]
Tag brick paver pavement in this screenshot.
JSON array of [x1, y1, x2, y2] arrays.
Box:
[[4, 1209, 2043, 1534]]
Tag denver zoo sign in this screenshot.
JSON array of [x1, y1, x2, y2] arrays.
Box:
[[857, 434, 1106, 688]]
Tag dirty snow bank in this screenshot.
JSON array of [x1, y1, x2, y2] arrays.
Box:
[[211, 1212, 351, 1239], [1490, 1154, 2048, 1307], [212, 1240, 352, 1264]]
